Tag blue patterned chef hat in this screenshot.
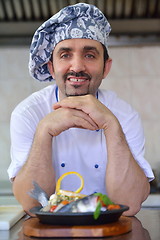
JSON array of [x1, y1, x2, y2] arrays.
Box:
[[29, 3, 111, 82]]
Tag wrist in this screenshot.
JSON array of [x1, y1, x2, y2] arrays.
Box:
[[36, 119, 53, 142], [103, 116, 123, 138]]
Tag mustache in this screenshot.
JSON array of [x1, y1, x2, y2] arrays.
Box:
[[64, 71, 91, 80]]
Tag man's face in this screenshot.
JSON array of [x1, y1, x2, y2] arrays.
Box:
[[49, 39, 109, 99]]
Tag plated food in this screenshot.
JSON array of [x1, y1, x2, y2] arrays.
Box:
[[42, 171, 86, 213], [29, 171, 129, 225]]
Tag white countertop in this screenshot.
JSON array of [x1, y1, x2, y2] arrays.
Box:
[[0, 195, 25, 230], [142, 193, 160, 208]]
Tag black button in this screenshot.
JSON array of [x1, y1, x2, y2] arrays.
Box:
[[61, 163, 65, 167], [95, 164, 99, 168]]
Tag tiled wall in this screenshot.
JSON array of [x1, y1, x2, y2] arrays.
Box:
[[0, 44, 160, 183]]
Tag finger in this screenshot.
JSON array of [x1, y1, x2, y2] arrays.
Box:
[[71, 109, 98, 129], [53, 103, 61, 110], [53, 96, 89, 112], [71, 115, 98, 130]]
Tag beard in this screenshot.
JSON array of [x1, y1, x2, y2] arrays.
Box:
[[64, 71, 91, 80], [65, 84, 90, 97], [64, 71, 91, 97], [66, 90, 89, 97]]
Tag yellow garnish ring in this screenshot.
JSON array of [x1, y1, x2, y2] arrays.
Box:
[[56, 171, 84, 194]]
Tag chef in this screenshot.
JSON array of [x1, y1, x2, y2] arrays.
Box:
[[8, 3, 154, 216]]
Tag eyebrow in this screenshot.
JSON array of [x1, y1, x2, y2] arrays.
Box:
[[57, 46, 100, 55], [57, 47, 71, 53], [83, 46, 100, 55]]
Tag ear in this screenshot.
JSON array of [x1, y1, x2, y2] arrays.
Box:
[[47, 61, 55, 79], [103, 58, 112, 79]]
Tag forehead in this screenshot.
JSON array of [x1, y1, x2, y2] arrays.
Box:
[[53, 38, 103, 53]]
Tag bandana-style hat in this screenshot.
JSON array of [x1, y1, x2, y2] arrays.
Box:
[[29, 3, 111, 82]]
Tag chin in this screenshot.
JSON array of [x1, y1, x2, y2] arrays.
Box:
[[66, 93, 89, 97]]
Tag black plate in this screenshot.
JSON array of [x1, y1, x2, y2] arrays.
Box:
[[30, 205, 129, 225]]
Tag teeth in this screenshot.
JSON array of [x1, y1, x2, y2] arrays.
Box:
[[69, 78, 86, 82]]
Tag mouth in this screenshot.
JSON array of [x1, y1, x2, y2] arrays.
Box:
[[67, 77, 89, 83], [65, 72, 91, 87]]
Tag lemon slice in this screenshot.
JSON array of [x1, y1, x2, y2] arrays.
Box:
[[56, 171, 84, 194]]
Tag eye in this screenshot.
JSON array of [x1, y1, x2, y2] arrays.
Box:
[[85, 54, 95, 59], [60, 53, 70, 59]]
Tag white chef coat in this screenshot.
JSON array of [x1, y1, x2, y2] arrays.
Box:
[[8, 84, 154, 194]]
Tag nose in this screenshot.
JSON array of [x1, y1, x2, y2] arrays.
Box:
[[69, 55, 86, 73]]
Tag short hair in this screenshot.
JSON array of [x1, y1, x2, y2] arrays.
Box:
[[103, 44, 109, 63]]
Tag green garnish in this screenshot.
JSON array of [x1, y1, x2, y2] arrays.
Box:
[[94, 200, 102, 220], [93, 193, 114, 220], [94, 192, 114, 205]]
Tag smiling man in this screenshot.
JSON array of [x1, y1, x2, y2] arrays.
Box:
[[48, 38, 111, 98], [8, 3, 154, 216]]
